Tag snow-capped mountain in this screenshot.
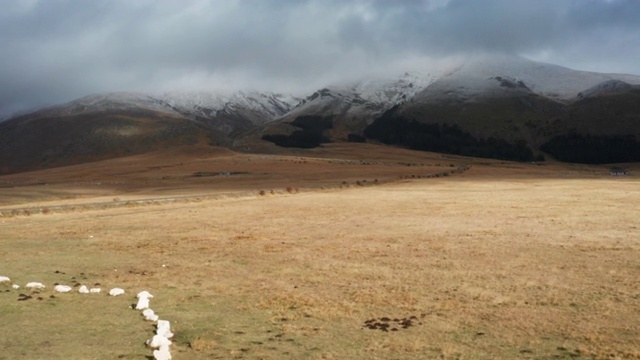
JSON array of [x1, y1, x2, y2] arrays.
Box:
[[412, 54, 640, 104], [11, 90, 301, 137], [247, 54, 640, 163], [152, 90, 300, 136], [3, 53, 640, 174], [0, 89, 300, 174], [358, 55, 640, 163], [155, 90, 299, 120], [287, 71, 437, 122], [21, 92, 181, 118], [240, 71, 440, 147], [576, 79, 635, 100], [251, 55, 640, 147]]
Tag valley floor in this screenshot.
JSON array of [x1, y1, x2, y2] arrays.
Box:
[[0, 145, 638, 359]]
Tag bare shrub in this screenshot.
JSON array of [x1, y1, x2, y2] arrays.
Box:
[[259, 190, 266, 196]]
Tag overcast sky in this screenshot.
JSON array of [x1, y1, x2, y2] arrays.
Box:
[[2, 0, 640, 116]]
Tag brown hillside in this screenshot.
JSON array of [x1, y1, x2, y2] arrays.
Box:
[[0, 109, 224, 175], [563, 87, 640, 137]]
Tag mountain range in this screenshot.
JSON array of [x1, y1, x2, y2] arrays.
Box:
[[1, 54, 640, 174]]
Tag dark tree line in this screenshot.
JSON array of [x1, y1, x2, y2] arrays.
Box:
[[262, 115, 333, 148], [541, 133, 640, 163], [364, 109, 534, 162]]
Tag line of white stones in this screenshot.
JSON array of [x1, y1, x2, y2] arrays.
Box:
[[1, 277, 173, 360]]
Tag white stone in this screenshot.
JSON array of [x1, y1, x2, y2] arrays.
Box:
[[142, 309, 159, 322], [54, 285, 73, 293], [156, 320, 174, 338], [137, 290, 154, 299], [136, 296, 150, 310], [153, 344, 172, 360], [25, 282, 45, 289], [108, 288, 125, 296], [146, 334, 172, 349]]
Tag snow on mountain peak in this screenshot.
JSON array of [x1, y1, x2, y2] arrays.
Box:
[[294, 71, 439, 114], [345, 71, 437, 105], [153, 90, 300, 120], [414, 54, 640, 102], [576, 79, 633, 99], [21, 92, 181, 118]]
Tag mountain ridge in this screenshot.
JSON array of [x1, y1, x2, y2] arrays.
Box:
[[2, 54, 640, 174]]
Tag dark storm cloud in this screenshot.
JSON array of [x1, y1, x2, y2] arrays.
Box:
[[335, 0, 640, 59], [1, 0, 640, 116], [336, 1, 560, 53]]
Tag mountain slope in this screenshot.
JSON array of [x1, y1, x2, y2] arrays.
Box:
[[3, 54, 640, 172], [416, 54, 640, 102], [359, 55, 640, 162], [0, 107, 212, 175], [247, 54, 640, 163], [0, 91, 299, 174], [539, 84, 640, 163], [237, 72, 439, 149], [153, 91, 299, 136]]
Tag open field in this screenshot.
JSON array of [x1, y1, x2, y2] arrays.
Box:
[[1, 144, 639, 359]]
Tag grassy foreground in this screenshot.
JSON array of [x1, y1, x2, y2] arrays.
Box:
[[0, 153, 639, 359]]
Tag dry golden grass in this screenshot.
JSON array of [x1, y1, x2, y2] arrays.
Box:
[[0, 143, 466, 210], [0, 145, 639, 359]]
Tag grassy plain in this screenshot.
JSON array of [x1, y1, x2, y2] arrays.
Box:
[[0, 144, 638, 359]]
